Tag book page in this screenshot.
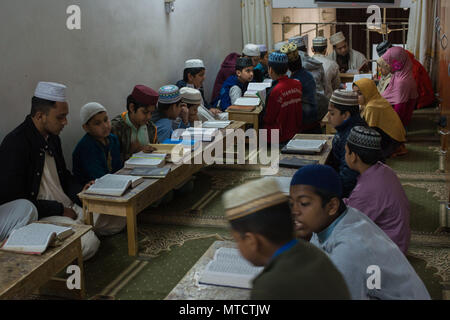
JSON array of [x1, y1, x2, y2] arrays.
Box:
[[247, 82, 271, 91], [234, 97, 260, 106], [199, 248, 263, 289], [202, 121, 231, 129], [1, 223, 72, 254]]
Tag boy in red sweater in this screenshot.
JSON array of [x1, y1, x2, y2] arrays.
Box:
[[262, 52, 303, 145]]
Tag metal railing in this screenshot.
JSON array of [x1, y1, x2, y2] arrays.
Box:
[[273, 21, 409, 59]]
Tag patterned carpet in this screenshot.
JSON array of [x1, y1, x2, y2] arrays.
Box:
[[77, 111, 449, 300]]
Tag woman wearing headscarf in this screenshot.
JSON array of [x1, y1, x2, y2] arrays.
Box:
[[353, 78, 407, 158], [379, 47, 418, 127]]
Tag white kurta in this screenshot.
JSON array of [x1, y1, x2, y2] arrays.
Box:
[[328, 48, 368, 73], [313, 54, 342, 92], [310, 207, 431, 300]]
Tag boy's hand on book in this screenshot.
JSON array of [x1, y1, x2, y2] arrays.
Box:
[[82, 180, 95, 191], [209, 108, 221, 115], [63, 208, 78, 220]]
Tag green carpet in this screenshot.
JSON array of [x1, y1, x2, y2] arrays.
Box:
[[79, 111, 449, 300]]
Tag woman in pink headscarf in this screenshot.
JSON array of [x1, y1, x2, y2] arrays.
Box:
[[380, 47, 418, 127]]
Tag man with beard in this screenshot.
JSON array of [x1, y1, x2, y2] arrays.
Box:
[[328, 32, 368, 74]]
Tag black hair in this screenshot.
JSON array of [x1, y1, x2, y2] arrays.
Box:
[[298, 46, 307, 53], [186, 103, 199, 108], [126, 95, 150, 113], [157, 100, 181, 117], [310, 186, 347, 214], [183, 67, 205, 82], [260, 51, 268, 59], [346, 142, 382, 165], [287, 56, 302, 73], [31, 96, 56, 117], [268, 61, 288, 75], [229, 201, 294, 245], [236, 64, 253, 72], [330, 102, 359, 117], [312, 45, 327, 54]]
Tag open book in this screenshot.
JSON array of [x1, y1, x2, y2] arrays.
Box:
[[198, 247, 263, 289], [233, 97, 260, 107], [84, 174, 144, 197], [124, 152, 166, 169], [1, 223, 74, 255], [202, 121, 231, 129], [181, 127, 219, 142]]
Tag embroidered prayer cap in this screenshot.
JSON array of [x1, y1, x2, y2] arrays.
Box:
[[185, 59, 205, 69], [268, 52, 288, 65], [131, 85, 159, 106], [158, 85, 181, 104], [180, 87, 202, 105], [347, 126, 381, 150], [236, 57, 253, 69], [330, 89, 359, 106], [273, 41, 288, 52], [291, 165, 343, 198], [257, 44, 268, 53], [376, 41, 393, 57], [280, 42, 299, 62], [242, 43, 260, 57], [223, 178, 288, 221], [288, 35, 307, 48], [34, 82, 67, 102], [313, 36, 328, 47], [80, 102, 107, 125], [330, 32, 346, 46]]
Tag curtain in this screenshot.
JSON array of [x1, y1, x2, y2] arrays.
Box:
[[241, 0, 273, 50], [406, 0, 437, 71]]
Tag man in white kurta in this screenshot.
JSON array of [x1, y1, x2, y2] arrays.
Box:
[[328, 32, 368, 73], [312, 36, 341, 95]]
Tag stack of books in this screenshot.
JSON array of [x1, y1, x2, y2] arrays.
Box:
[[227, 97, 260, 112], [124, 152, 166, 169]]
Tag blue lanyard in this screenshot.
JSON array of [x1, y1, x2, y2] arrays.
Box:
[[270, 239, 299, 261]]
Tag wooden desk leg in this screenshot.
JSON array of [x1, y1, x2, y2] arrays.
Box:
[[83, 203, 94, 226], [76, 239, 86, 299], [126, 205, 138, 256]]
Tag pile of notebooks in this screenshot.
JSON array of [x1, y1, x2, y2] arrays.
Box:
[[124, 152, 171, 179]]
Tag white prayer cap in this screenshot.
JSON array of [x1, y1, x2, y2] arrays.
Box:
[[242, 44, 260, 57], [273, 41, 287, 52], [330, 32, 346, 46], [185, 59, 205, 69], [257, 44, 268, 53], [80, 102, 107, 125], [180, 87, 202, 105], [288, 36, 307, 48], [34, 82, 67, 102], [222, 178, 287, 221]]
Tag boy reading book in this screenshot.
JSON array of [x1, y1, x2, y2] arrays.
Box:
[[111, 85, 159, 162], [289, 164, 430, 299], [222, 178, 350, 300], [344, 126, 410, 253], [213, 57, 254, 112], [73, 102, 127, 236]]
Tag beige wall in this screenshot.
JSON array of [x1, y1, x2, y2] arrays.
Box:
[[272, 8, 336, 55], [0, 0, 243, 168]]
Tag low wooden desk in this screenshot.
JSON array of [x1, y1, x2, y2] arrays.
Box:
[[227, 105, 262, 132], [79, 123, 246, 257], [276, 134, 334, 177], [0, 222, 91, 300], [165, 240, 250, 300]]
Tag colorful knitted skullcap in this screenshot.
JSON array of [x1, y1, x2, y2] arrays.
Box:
[[158, 85, 181, 104]]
